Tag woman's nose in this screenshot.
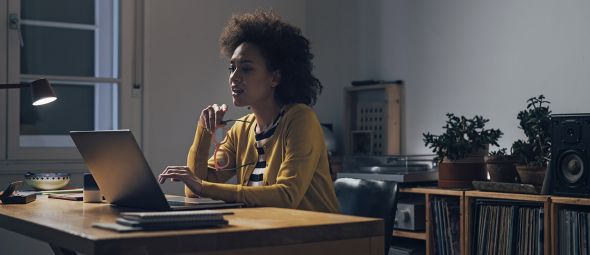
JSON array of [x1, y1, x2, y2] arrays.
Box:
[[229, 69, 241, 83]]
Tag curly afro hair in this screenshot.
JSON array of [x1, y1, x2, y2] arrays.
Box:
[[219, 10, 322, 106]]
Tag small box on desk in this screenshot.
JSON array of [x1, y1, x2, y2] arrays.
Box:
[[0, 181, 37, 204], [1, 193, 36, 204]]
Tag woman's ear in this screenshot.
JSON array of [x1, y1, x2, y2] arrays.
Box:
[[271, 70, 281, 87]]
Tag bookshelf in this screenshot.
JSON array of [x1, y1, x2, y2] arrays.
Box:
[[397, 187, 466, 255], [464, 191, 551, 255], [393, 229, 427, 240], [393, 187, 590, 254], [550, 196, 590, 255]]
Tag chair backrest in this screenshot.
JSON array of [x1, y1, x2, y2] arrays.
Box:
[[334, 178, 399, 255]]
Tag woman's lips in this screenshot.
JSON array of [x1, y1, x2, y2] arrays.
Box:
[[231, 87, 244, 96]]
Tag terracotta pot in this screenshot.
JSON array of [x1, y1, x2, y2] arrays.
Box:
[[484, 156, 520, 183], [515, 165, 547, 187], [438, 157, 487, 188]]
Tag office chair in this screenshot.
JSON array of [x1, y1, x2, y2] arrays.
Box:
[[334, 178, 399, 255]]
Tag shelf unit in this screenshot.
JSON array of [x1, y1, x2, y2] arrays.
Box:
[[550, 196, 590, 255], [393, 229, 427, 240], [343, 83, 403, 155], [464, 191, 551, 255], [393, 187, 590, 254], [397, 187, 466, 255]]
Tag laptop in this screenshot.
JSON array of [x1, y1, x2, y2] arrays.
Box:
[[70, 130, 244, 211]]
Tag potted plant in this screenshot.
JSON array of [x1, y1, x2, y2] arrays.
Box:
[[511, 95, 552, 187], [423, 113, 503, 188], [484, 148, 521, 183]]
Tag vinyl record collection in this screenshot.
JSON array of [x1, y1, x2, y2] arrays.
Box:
[[558, 208, 590, 255], [471, 199, 543, 255], [431, 196, 461, 255]]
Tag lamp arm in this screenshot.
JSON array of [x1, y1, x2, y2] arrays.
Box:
[[0, 83, 30, 89]]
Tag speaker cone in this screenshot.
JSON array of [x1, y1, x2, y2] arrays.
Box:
[[559, 150, 585, 184]]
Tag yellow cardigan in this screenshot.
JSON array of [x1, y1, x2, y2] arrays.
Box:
[[185, 104, 340, 213]]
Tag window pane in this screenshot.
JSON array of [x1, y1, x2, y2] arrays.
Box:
[[21, 25, 94, 76], [19, 82, 118, 148], [21, 0, 95, 24], [20, 84, 94, 135]]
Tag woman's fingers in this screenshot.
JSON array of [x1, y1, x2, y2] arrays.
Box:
[[213, 104, 221, 128], [158, 166, 190, 183], [200, 113, 207, 132], [200, 104, 228, 133], [214, 104, 228, 129], [159, 171, 189, 183], [208, 106, 216, 133], [201, 106, 212, 133], [212, 104, 228, 129], [158, 166, 203, 194]]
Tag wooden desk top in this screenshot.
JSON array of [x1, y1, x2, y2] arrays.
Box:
[[0, 196, 382, 254]]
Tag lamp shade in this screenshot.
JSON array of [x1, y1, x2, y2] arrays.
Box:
[[30, 79, 57, 106]]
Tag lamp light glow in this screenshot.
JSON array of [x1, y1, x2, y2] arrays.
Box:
[[32, 96, 57, 106], [0, 78, 57, 106], [30, 79, 57, 106]]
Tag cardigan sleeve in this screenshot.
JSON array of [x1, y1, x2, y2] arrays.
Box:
[[199, 108, 325, 208], [185, 120, 237, 197]]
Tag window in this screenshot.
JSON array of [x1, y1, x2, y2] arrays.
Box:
[[1, 0, 141, 170]]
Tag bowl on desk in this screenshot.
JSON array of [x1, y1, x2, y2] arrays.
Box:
[[24, 172, 70, 190]]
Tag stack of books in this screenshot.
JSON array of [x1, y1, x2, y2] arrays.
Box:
[[115, 210, 232, 230]]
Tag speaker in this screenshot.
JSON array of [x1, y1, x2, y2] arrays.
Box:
[[551, 114, 590, 197]]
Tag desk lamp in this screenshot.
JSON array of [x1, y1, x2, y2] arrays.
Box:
[[0, 78, 57, 106]]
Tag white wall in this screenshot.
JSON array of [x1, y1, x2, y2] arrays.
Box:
[[304, 0, 362, 154], [370, 0, 590, 154], [143, 0, 306, 195]]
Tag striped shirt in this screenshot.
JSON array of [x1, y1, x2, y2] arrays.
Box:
[[247, 109, 285, 186]]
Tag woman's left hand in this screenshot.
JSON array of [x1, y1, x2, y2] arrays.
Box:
[[158, 166, 203, 194]]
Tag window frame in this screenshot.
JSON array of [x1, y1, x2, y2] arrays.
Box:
[[0, 0, 7, 162], [0, 0, 142, 172]]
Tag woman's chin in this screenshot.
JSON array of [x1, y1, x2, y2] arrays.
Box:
[[232, 99, 246, 107]]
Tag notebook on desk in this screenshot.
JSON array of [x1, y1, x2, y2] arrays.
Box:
[[70, 130, 244, 211]]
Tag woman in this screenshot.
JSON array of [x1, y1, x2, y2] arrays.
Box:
[[159, 10, 339, 213]]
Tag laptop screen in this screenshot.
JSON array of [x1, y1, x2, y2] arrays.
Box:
[[70, 130, 171, 210]]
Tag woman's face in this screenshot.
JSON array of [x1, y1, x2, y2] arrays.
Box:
[[229, 42, 280, 108]]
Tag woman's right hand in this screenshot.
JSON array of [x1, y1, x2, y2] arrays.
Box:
[[201, 104, 228, 133], [158, 166, 203, 195]]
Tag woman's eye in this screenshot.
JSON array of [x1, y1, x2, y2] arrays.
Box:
[[228, 66, 235, 73]]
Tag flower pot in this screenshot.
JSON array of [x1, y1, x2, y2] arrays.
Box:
[[515, 165, 547, 187], [438, 156, 487, 189], [484, 156, 520, 183]]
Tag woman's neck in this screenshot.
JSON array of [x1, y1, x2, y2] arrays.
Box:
[[250, 100, 282, 131]]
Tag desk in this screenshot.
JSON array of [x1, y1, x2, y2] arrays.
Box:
[[0, 196, 383, 255]]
